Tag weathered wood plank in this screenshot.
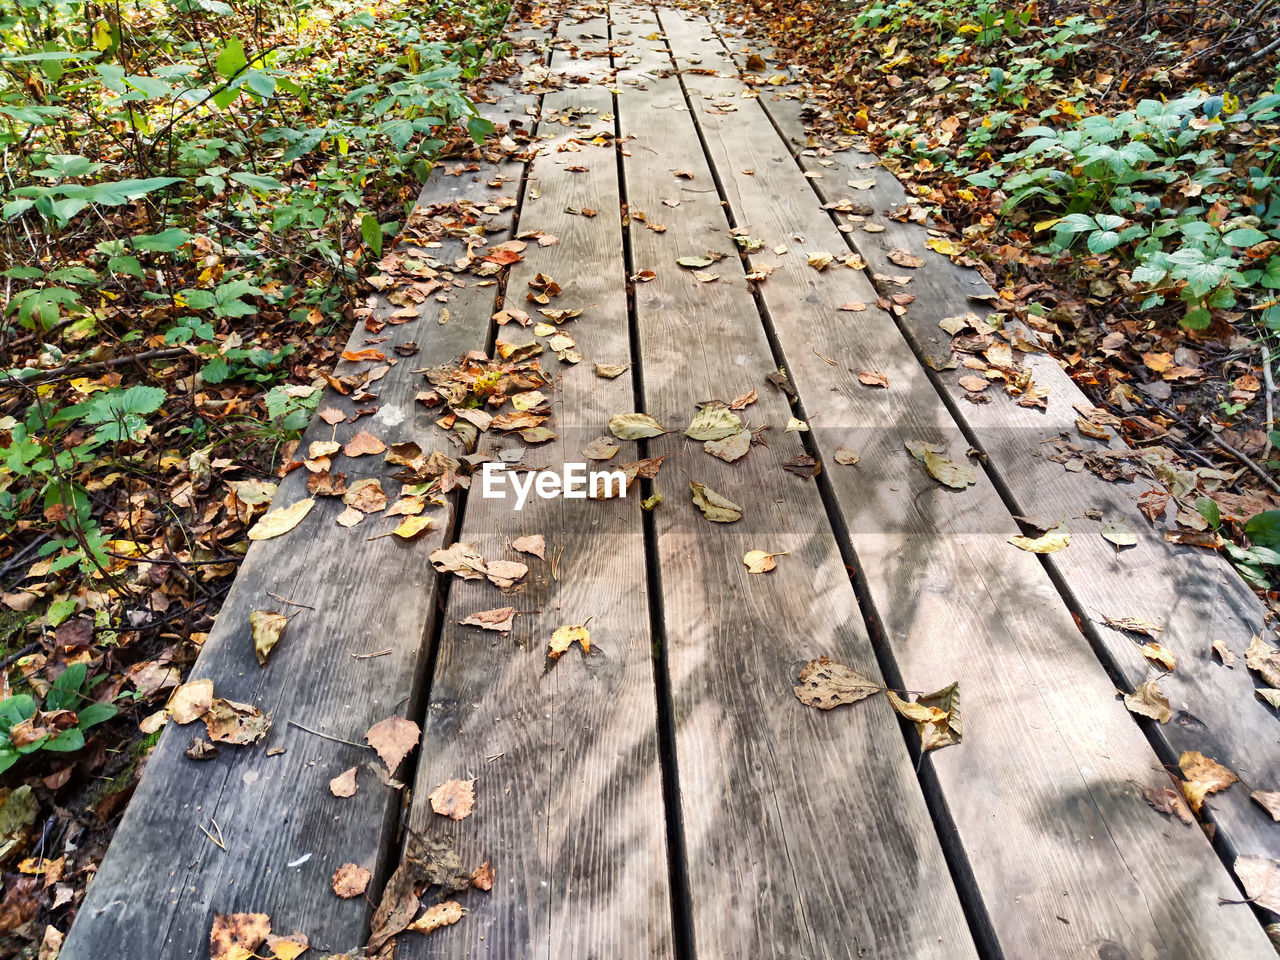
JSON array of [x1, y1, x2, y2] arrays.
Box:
[[613, 5, 979, 958], [710, 19, 1280, 871], [399, 13, 673, 960], [62, 58, 540, 960], [658, 7, 1278, 958]]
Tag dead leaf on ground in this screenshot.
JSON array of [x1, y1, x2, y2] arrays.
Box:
[[1247, 634, 1280, 687], [460, 607, 516, 633], [429, 779, 477, 820], [250, 610, 288, 666], [889, 682, 962, 752], [168, 678, 214, 724], [247, 498, 315, 540], [1009, 524, 1070, 553], [1252, 790, 1280, 822], [686, 404, 741, 441], [887, 248, 925, 268], [366, 715, 421, 775], [1179, 750, 1238, 813], [204, 699, 271, 745], [609, 412, 665, 439], [595, 362, 630, 379], [344, 429, 386, 457], [705, 429, 751, 463], [1140, 642, 1176, 672], [333, 863, 372, 899], [549, 623, 591, 659], [1105, 616, 1163, 638], [471, 861, 495, 891], [1142, 786, 1194, 824], [367, 861, 422, 952], [1124, 678, 1172, 723], [743, 550, 787, 573], [690, 481, 742, 522], [906, 440, 977, 489], [793, 657, 880, 709], [485, 559, 527, 589], [407, 901, 465, 936], [834, 447, 859, 465], [1234, 855, 1280, 915], [511, 534, 546, 559], [210, 913, 271, 960], [330, 766, 358, 798], [858, 370, 889, 388], [430, 542, 487, 579]]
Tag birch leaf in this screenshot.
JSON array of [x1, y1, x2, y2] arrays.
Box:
[[608, 412, 665, 439]]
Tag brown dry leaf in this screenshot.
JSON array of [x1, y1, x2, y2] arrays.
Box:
[[743, 550, 786, 574], [471, 861, 495, 891], [1247, 634, 1280, 687], [1142, 785, 1194, 825], [333, 863, 372, 899], [858, 370, 889, 388], [1140, 642, 1176, 672], [1179, 750, 1238, 813], [367, 861, 422, 952], [890, 683, 962, 752], [906, 440, 977, 489], [344, 478, 387, 514], [429, 779, 477, 820], [1212, 639, 1237, 666], [210, 913, 271, 960], [609, 412, 665, 439], [839, 301, 867, 312], [430, 542, 488, 580], [1124, 678, 1172, 723], [690, 481, 742, 522], [330, 766, 358, 798], [887, 248, 925, 268], [366, 715, 421, 775], [344, 429, 386, 457], [168, 678, 214, 724], [247, 498, 315, 540], [406, 901, 465, 936], [595, 362, 630, 379], [793, 657, 880, 710], [485, 559, 527, 589], [250, 610, 288, 667], [958, 375, 989, 393], [511, 534, 546, 560], [204, 699, 270, 745], [1105, 616, 1163, 638], [336, 506, 364, 528], [729, 389, 757, 409], [834, 447, 859, 465], [549, 623, 591, 660], [583, 436, 620, 460], [460, 607, 516, 633], [1252, 791, 1280, 822], [704, 429, 751, 463], [1234, 855, 1280, 915]]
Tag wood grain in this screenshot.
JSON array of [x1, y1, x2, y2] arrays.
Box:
[[398, 13, 673, 960], [659, 7, 1278, 958], [614, 5, 979, 958], [710, 18, 1280, 872]]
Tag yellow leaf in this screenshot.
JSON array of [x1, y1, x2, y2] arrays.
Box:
[[549, 624, 591, 659], [1008, 524, 1070, 553], [249, 610, 288, 666], [925, 237, 958, 256], [392, 515, 434, 540], [247, 498, 315, 540]]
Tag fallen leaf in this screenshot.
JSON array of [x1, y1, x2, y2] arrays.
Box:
[[247, 498, 315, 540], [460, 607, 516, 633], [1252, 790, 1280, 822], [793, 657, 880, 709], [785, 417, 809, 432], [429, 779, 476, 820], [1234, 855, 1280, 915], [392, 515, 434, 540], [484, 559, 527, 589], [1179, 750, 1237, 813], [1105, 616, 1163, 638], [210, 913, 271, 960], [595, 362, 630, 379], [705, 429, 751, 463], [858, 370, 889, 388], [676, 256, 714, 268], [729, 389, 757, 409], [366, 715, 421, 775], [367, 861, 421, 952], [406, 901, 465, 936], [839, 301, 867, 312], [1142, 786, 1193, 824], [1247, 634, 1280, 687], [1009, 525, 1070, 553], [1140, 642, 1176, 672], [250, 610, 288, 666], [204, 699, 271, 745], [690, 481, 742, 522], [471, 861, 495, 891], [609, 412, 665, 439], [264, 932, 308, 960], [168, 678, 213, 724], [906, 441, 976, 489], [512, 535, 546, 560], [330, 766, 358, 798], [344, 430, 386, 457], [343, 478, 387, 514], [430, 542, 488, 579], [1211, 639, 1237, 666], [1101, 518, 1138, 549], [686, 405, 742, 441], [807, 252, 834, 270], [549, 623, 591, 659], [895, 682, 962, 752], [1124, 678, 1172, 723], [333, 863, 372, 899], [834, 447, 859, 465], [887, 248, 925, 268], [743, 550, 786, 573], [584, 436, 621, 460]]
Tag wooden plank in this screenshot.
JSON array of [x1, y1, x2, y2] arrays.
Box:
[[709, 20, 1280, 870], [399, 13, 673, 960], [612, 6, 979, 958], [657, 7, 1279, 958], [62, 58, 540, 960]]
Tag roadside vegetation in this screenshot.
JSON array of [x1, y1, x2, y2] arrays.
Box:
[[0, 0, 511, 947]]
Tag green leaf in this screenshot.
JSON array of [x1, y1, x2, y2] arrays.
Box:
[[1246, 510, 1280, 550], [1195, 496, 1221, 529], [230, 171, 286, 192], [46, 599, 77, 626], [361, 214, 383, 258], [216, 38, 248, 79], [132, 228, 191, 252], [1223, 227, 1268, 248], [43, 729, 85, 752]]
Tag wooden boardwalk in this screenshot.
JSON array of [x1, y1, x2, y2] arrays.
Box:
[[63, 4, 1280, 959]]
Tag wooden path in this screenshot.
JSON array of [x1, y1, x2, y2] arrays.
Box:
[[63, 4, 1280, 959]]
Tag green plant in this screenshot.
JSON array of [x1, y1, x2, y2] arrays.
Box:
[[0, 663, 117, 774]]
